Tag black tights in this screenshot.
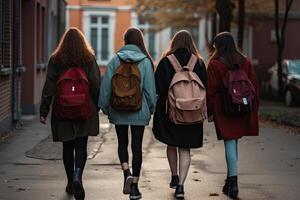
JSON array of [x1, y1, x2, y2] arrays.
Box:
[[115, 125, 145, 177], [62, 136, 88, 181]]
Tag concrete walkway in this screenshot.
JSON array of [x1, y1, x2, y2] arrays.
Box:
[[0, 114, 300, 200]]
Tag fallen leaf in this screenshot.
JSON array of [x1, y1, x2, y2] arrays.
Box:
[[209, 193, 219, 196], [17, 187, 27, 192]]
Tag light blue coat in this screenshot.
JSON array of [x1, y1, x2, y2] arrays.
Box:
[[99, 44, 156, 126]]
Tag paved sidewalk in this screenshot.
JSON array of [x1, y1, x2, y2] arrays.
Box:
[[0, 114, 300, 200]]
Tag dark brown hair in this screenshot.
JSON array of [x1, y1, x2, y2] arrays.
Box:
[[51, 27, 95, 68], [164, 30, 202, 60], [210, 32, 245, 68], [124, 27, 154, 69]]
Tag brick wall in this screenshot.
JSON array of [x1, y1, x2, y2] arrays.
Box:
[[0, 0, 13, 126]]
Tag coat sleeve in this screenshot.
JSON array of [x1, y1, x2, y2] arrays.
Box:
[[194, 59, 208, 89], [98, 56, 118, 115], [142, 58, 157, 114], [88, 59, 101, 111], [154, 58, 173, 98], [40, 58, 57, 118], [206, 61, 218, 117]]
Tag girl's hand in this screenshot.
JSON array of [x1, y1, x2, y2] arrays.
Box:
[[40, 116, 47, 124], [208, 116, 214, 122]]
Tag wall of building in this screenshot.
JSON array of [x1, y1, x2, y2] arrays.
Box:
[[115, 10, 131, 51], [21, 0, 67, 115], [0, 0, 67, 135], [252, 17, 300, 83], [0, 0, 13, 133]]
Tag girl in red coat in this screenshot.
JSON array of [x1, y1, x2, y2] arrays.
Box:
[[207, 32, 259, 198]]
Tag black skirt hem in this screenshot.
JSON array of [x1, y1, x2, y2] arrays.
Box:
[[153, 134, 203, 149]]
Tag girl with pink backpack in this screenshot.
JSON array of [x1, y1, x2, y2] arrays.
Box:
[[153, 30, 207, 199]]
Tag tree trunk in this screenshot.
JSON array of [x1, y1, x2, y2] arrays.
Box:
[[212, 11, 217, 38], [216, 0, 232, 32], [274, 0, 293, 97], [237, 0, 245, 50]]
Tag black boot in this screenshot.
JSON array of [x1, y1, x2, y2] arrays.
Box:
[[222, 178, 229, 195], [123, 169, 133, 194], [169, 175, 179, 189], [65, 179, 73, 195], [175, 184, 184, 199], [227, 176, 239, 198], [129, 183, 142, 200], [73, 168, 85, 200]]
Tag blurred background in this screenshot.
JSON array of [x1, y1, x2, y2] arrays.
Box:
[[0, 0, 300, 140]]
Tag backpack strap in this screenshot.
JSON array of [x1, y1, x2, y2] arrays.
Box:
[[167, 54, 182, 72], [186, 54, 198, 71]]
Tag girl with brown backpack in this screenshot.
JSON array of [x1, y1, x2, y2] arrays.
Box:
[[153, 30, 207, 199], [40, 27, 101, 200], [99, 27, 156, 200], [207, 32, 259, 198]]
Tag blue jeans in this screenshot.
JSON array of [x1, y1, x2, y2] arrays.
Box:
[[224, 139, 238, 177]]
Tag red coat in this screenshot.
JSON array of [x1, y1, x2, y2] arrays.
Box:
[[207, 58, 259, 140]]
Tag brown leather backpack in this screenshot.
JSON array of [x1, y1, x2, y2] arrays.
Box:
[[110, 60, 142, 112]]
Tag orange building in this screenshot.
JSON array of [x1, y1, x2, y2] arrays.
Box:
[[67, 0, 160, 66]]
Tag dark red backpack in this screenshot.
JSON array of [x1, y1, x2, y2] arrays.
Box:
[[54, 67, 92, 120], [221, 67, 256, 116]]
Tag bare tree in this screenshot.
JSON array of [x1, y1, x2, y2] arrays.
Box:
[[237, 0, 245, 49], [274, 0, 294, 97], [216, 0, 233, 32]]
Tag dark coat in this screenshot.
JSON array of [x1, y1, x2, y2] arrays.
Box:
[[152, 48, 207, 148], [206, 58, 259, 140], [40, 57, 101, 142]]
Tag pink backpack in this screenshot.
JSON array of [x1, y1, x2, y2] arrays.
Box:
[[167, 54, 207, 125]]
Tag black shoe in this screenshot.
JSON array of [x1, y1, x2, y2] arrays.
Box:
[[129, 183, 142, 200], [227, 176, 239, 198], [73, 168, 85, 200], [175, 184, 184, 199], [222, 178, 229, 195], [65, 182, 73, 195], [123, 169, 133, 194], [169, 175, 179, 189]]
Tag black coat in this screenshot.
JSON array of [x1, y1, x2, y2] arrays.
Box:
[[152, 48, 208, 148]]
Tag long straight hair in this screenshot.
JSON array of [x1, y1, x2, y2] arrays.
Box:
[[124, 27, 154, 70], [210, 32, 245, 68], [163, 30, 202, 60], [52, 27, 95, 68]]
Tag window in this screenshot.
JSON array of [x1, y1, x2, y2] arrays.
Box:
[[137, 17, 157, 60], [90, 28, 98, 57], [91, 16, 98, 24], [88, 15, 111, 63], [101, 28, 109, 60], [148, 31, 156, 59]]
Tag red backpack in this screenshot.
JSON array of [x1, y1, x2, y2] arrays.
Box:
[[221, 64, 256, 116], [54, 67, 92, 120]]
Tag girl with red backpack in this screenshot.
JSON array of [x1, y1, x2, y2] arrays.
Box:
[[40, 28, 101, 200], [207, 32, 259, 198], [153, 30, 207, 199]]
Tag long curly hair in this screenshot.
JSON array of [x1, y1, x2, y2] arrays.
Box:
[[163, 30, 202, 60], [51, 27, 95, 68]]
